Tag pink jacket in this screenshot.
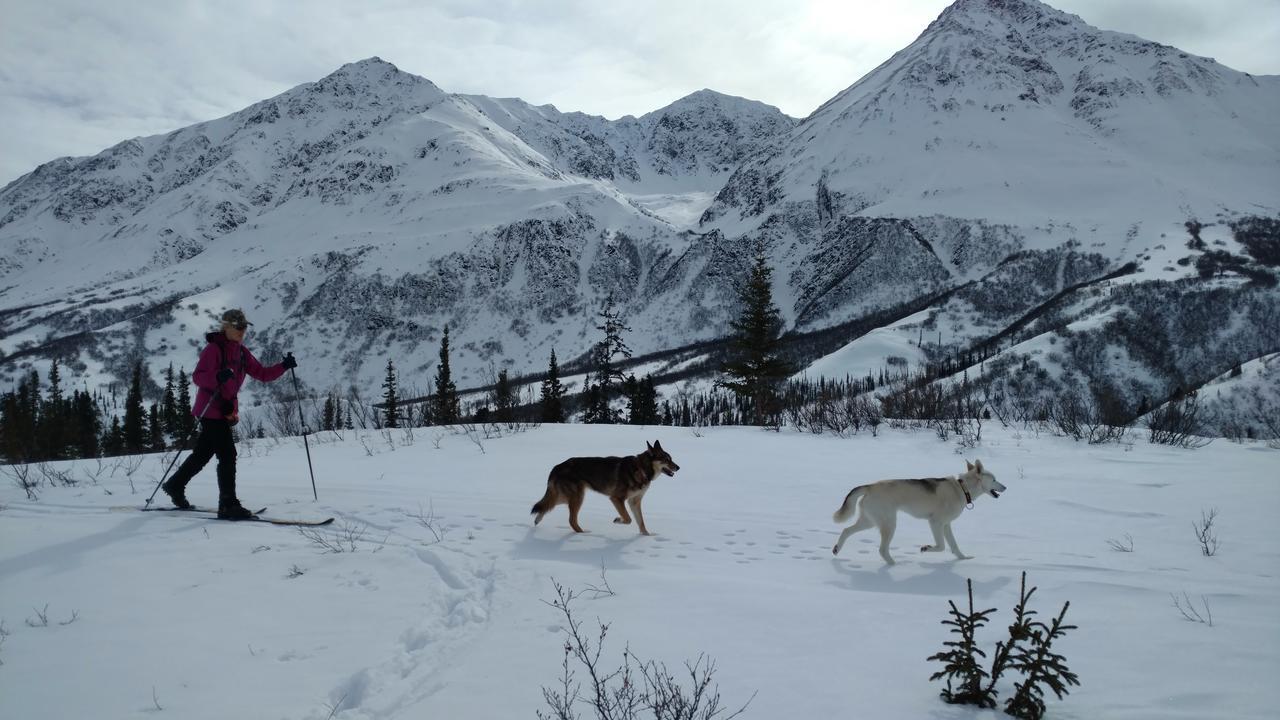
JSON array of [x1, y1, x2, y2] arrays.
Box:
[[190, 332, 287, 419]]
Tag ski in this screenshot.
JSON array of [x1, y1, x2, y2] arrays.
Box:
[[140, 505, 268, 515], [244, 515, 335, 527], [124, 506, 333, 526]]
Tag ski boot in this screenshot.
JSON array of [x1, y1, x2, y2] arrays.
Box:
[[217, 498, 255, 521], [162, 478, 192, 510]]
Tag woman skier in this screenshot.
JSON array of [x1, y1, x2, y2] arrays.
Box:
[[162, 308, 297, 519]]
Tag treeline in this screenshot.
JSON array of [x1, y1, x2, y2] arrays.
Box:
[[7, 233, 1277, 463], [0, 360, 197, 463]]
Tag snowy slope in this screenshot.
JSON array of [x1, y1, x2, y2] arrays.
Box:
[[0, 57, 794, 397], [1, 425, 1277, 719], [706, 0, 1280, 232]]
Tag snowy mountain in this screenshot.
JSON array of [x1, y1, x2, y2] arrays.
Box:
[[704, 0, 1280, 415], [0, 57, 788, 397], [1, 0, 1278, 423]]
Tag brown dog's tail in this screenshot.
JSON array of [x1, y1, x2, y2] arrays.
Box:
[[531, 483, 557, 522]]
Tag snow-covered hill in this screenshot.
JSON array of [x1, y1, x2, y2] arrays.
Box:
[[1, 425, 1277, 718], [1, 0, 1277, 423], [0, 56, 793, 397]]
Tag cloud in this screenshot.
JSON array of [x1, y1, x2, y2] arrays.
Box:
[[2, 0, 1277, 186]]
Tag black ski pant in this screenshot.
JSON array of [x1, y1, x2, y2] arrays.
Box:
[[168, 419, 238, 502]]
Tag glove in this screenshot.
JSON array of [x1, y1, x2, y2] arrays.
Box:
[[282, 352, 297, 370], [216, 367, 235, 384]]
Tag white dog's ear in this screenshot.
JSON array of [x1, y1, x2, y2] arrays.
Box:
[[974, 459, 984, 472], [965, 459, 974, 471]]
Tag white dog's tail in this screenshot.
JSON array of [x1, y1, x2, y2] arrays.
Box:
[[833, 485, 867, 523]]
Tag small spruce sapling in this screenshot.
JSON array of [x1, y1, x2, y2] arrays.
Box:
[[927, 572, 1079, 719], [982, 571, 1038, 703], [1004, 597, 1080, 720], [927, 579, 997, 706]]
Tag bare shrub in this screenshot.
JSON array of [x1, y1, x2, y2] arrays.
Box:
[[461, 424, 486, 454], [584, 560, 616, 600], [1147, 395, 1211, 448], [239, 412, 266, 441], [25, 604, 49, 628], [120, 454, 144, 493], [1106, 534, 1134, 553], [539, 579, 754, 720], [1193, 508, 1220, 556], [1171, 592, 1213, 626], [408, 503, 449, 544], [1047, 391, 1129, 444], [4, 463, 39, 500], [81, 458, 108, 485], [296, 520, 370, 553]]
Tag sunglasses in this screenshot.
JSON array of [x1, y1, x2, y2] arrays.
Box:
[[230, 322, 249, 331]]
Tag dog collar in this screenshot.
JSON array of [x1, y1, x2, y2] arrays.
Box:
[[956, 477, 974, 508]]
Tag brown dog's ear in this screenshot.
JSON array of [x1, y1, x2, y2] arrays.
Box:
[[646, 441, 653, 451], [654, 439, 662, 450]]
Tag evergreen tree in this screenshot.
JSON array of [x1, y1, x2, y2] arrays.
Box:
[[0, 374, 39, 461], [382, 359, 400, 428], [928, 579, 997, 707], [322, 394, 336, 432], [102, 416, 124, 456], [539, 349, 566, 423], [581, 296, 631, 423], [1004, 602, 1080, 719], [493, 368, 515, 424], [718, 254, 793, 425], [123, 361, 146, 453], [47, 359, 63, 405], [175, 368, 196, 440], [432, 326, 460, 424], [625, 374, 660, 425], [73, 390, 100, 458], [161, 363, 178, 436], [148, 403, 165, 451], [581, 378, 609, 425], [345, 403, 354, 430], [39, 360, 66, 459]]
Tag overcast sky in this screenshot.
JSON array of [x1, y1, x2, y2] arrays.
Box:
[[2, 0, 1278, 186]]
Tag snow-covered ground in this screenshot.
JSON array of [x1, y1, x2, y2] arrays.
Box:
[[1, 424, 1277, 719]]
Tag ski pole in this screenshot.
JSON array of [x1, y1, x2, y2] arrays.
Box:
[[289, 360, 318, 500], [145, 382, 221, 507]]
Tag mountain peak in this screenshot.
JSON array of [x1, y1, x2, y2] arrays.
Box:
[[939, 0, 1072, 25], [311, 56, 443, 96], [328, 56, 401, 78], [645, 89, 790, 121], [300, 56, 446, 108]]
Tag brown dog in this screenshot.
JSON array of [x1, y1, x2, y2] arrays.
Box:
[[531, 440, 680, 535]]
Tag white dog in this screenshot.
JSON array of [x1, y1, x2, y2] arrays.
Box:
[[831, 460, 1005, 564]]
